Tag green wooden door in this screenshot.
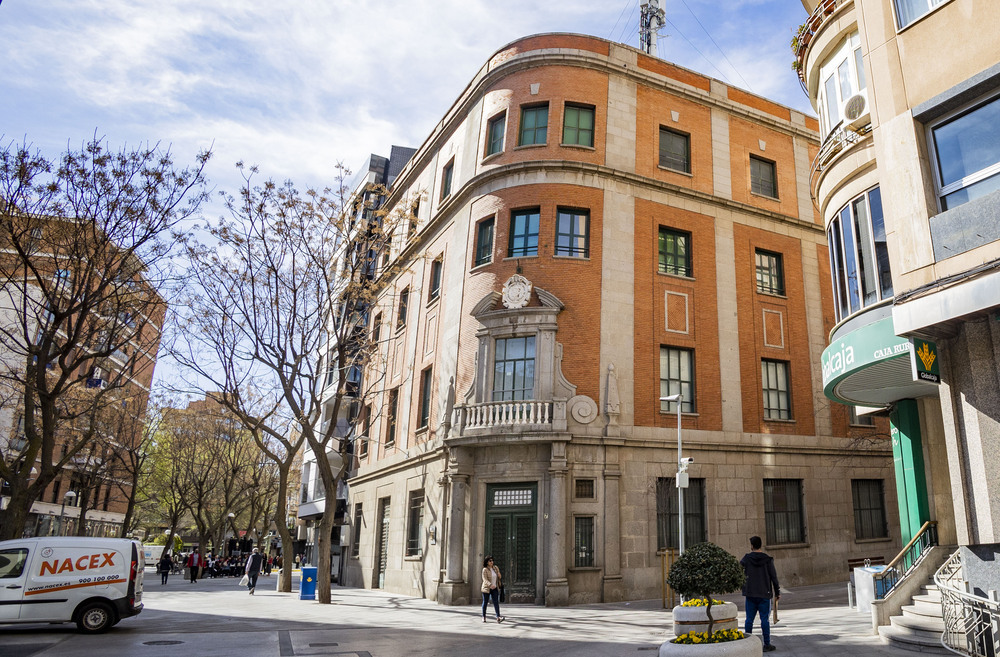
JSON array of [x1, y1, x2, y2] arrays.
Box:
[[485, 483, 536, 603]]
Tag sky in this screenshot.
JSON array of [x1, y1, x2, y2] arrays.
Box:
[[0, 0, 815, 391]]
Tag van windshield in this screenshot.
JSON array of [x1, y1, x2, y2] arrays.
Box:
[[0, 548, 28, 578]]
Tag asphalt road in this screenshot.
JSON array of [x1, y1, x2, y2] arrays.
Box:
[[1, 569, 926, 657]]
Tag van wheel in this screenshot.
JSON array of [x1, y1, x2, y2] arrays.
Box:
[[76, 602, 115, 633]]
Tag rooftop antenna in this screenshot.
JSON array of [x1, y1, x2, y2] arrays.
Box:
[[639, 0, 666, 57]]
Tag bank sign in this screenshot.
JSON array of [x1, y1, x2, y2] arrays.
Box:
[[910, 338, 940, 384], [822, 316, 911, 395]]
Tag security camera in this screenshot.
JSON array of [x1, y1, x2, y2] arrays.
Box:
[[680, 457, 694, 464]]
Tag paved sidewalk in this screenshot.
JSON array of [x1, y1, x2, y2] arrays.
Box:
[[1, 571, 930, 657]]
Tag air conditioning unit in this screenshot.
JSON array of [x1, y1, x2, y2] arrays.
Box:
[[843, 93, 870, 131]]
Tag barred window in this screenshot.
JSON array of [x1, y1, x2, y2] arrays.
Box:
[[574, 516, 595, 567], [406, 491, 425, 557], [655, 477, 707, 550], [351, 503, 363, 558], [852, 479, 888, 540], [764, 479, 805, 545], [574, 479, 595, 499]]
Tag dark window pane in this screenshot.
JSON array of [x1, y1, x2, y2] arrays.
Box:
[[750, 156, 778, 198], [659, 128, 691, 173], [658, 228, 691, 277], [655, 477, 707, 550], [509, 210, 540, 257], [475, 218, 494, 267], [555, 209, 589, 257], [764, 479, 804, 544]]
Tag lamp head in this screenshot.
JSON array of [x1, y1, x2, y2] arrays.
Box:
[[659, 394, 682, 402], [64, 491, 77, 500]]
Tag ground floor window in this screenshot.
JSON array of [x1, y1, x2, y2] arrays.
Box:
[[764, 479, 805, 545], [574, 516, 595, 567], [852, 479, 888, 540], [655, 477, 706, 550]]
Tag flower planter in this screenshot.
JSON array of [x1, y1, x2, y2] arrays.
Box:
[[659, 633, 762, 657], [672, 602, 739, 636]]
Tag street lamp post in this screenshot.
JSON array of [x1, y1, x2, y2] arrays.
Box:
[[659, 394, 688, 555], [60, 490, 77, 536]]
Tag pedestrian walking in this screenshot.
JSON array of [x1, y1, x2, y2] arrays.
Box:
[[480, 556, 505, 624], [186, 551, 203, 583], [245, 547, 264, 595], [741, 536, 780, 652], [158, 552, 172, 585]]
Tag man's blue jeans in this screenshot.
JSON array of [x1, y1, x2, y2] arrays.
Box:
[[745, 596, 771, 645]]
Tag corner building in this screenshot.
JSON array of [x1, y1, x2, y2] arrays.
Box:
[[342, 33, 900, 606], [797, 0, 1000, 604]]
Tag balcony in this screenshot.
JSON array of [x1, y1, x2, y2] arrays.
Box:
[[453, 399, 559, 433], [793, 0, 852, 93], [810, 122, 873, 201]]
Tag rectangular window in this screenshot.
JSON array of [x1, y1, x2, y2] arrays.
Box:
[[574, 479, 595, 499], [351, 503, 363, 557], [755, 249, 785, 295], [428, 258, 443, 301], [562, 104, 595, 147], [848, 406, 875, 427], [372, 313, 382, 346], [51, 478, 61, 504], [396, 288, 409, 329], [658, 227, 691, 277], [932, 93, 1000, 210], [750, 155, 778, 198], [574, 516, 595, 567], [762, 359, 792, 420], [508, 209, 540, 257], [492, 335, 535, 401], [852, 479, 888, 540], [519, 104, 548, 146], [895, 0, 949, 29], [554, 208, 589, 257], [474, 218, 494, 267], [659, 347, 695, 413], [659, 127, 691, 173], [656, 477, 707, 550], [418, 367, 432, 429], [386, 388, 398, 447], [440, 159, 454, 201], [406, 490, 425, 557], [358, 405, 371, 459], [764, 479, 805, 545], [486, 112, 506, 157]]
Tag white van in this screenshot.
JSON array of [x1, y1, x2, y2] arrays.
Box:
[[0, 536, 144, 633]]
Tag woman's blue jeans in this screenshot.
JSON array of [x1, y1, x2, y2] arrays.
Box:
[[482, 588, 500, 618]]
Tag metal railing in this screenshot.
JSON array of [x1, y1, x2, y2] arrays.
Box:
[[793, 0, 852, 93], [453, 399, 553, 432], [936, 550, 1000, 656], [809, 123, 872, 199], [873, 520, 938, 599]]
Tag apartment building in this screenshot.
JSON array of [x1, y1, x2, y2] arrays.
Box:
[[337, 33, 899, 607], [795, 0, 1000, 611]]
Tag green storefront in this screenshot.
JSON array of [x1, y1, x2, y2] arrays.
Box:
[[822, 315, 935, 544]]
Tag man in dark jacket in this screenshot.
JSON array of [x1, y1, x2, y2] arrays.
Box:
[[245, 547, 264, 595], [741, 536, 780, 652]]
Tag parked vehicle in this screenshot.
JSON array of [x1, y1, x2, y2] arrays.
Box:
[[0, 537, 144, 632]]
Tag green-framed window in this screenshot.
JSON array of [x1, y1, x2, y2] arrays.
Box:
[[486, 113, 506, 156], [755, 249, 785, 295], [519, 105, 549, 146], [563, 104, 595, 147], [474, 217, 494, 267]]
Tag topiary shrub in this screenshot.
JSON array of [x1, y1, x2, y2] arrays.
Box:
[[667, 542, 746, 636]]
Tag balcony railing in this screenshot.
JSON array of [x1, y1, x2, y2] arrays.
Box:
[[873, 520, 938, 599], [793, 0, 852, 93], [937, 549, 1000, 656], [810, 122, 872, 199], [453, 399, 553, 433]]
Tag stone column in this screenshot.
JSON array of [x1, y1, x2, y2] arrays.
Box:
[[602, 445, 624, 602], [545, 442, 569, 606], [437, 447, 471, 605]]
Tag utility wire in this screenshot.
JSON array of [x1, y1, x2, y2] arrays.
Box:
[[617, 4, 639, 45], [664, 16, 732, 84], [607, 0, 634, 41], [678, 0, 754, 92]]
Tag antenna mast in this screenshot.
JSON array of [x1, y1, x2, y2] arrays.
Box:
[[639, 0, 666, 56]]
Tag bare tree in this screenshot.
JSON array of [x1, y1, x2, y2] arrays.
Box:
[[0, 137, 209, 540], [171, 164, 402, 602]]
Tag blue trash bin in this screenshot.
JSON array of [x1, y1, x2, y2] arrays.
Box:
[[299, 567, 317, 600]]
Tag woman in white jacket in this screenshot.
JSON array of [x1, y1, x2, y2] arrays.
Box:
[[480, 556, 505, 623]]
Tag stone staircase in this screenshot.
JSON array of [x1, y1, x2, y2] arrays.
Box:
[[877, 577, 949, 654]]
